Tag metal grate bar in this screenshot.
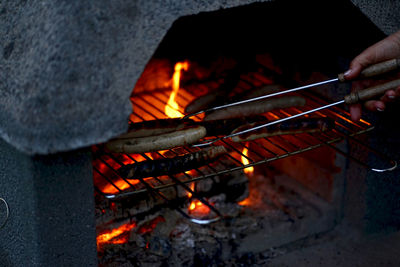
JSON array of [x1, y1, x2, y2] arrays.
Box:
[[92, 65, 396, 205]]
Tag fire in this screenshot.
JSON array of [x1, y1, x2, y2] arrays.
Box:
[[137, 216, 166, 235], [237, 145, 254, 207], [101, 179, 140, 194], [188, 200, 210, 214], [238, 198, 250, 206], [187, 183, 211, 214], [187, 184, 211, 215], [165, 61, 189, 117], [241, 145, 254, 175], [95, 154, 146, 194], [96, 222, 136, 248], [187, 182, 195, 198], [189, 201, 197, 211]]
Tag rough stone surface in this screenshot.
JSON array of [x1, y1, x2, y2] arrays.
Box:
[[0, 138, 97, 266], [351, 0, 400, 35], [0, 0, 266, 155], [0, 0, 399, 155]]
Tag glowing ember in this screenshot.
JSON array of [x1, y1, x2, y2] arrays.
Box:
[[238, 198, 251, 206], [102, 179, 140, 194], [241, 145, 254, 175], [96, 222, 136, 248], [95, 154, 145, 194], [165, 61, 189, 118], [137, 216, 166, 235], [188, 200, 210, 214], [189, 201, 196, 211], [187, 182, 195, 198]]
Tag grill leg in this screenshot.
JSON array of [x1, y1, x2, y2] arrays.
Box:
[[0, 138, 97, 267]]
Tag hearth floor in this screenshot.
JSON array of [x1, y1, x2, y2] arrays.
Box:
[[267, 221, 400, 267], [97, 167, 340, 266]]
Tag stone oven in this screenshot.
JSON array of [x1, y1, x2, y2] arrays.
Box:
[[1, 0, 400, 266]]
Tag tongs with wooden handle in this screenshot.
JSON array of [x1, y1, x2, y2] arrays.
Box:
[[192, 59, 400, 147], [183, 58, 400, 120]]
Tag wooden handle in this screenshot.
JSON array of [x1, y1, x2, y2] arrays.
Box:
[[338, 58, 400, 82], [344, 78, 400, 104]]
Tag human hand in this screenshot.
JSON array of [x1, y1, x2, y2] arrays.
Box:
[[343, 30, 400, 121]]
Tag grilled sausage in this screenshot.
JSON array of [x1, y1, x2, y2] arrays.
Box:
[[118, 146, 227, 179], [185, 65, 242, 114], [105, 125, 207, 154], [233, 84, 283, 101], [117, 118, 193, 139], [243, 84, 283, 99], [231, 117, 335, 142], [113, 116, 267, 145], [184, 90, 224, 114], [204, 95, 306, 121], [193, 116, 268, 136]]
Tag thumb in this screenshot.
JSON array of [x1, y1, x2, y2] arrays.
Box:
[[344, 53, 373, 80]]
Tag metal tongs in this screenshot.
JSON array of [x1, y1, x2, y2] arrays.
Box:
[[184, 58, 400, 147]]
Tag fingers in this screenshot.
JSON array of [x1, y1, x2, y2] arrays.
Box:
[[381, 89, 397, 102], [350, 87, 400, 120], [362, 88, 400, 113], [344, 45, 380, 81], [349, 81, 367, 121], [345, 30, 400, 121], [349, 103, 362, 121], [380, 86, 400, 104], [344, 54, 373, 80], [344, 30, 400, 81], [348, 81, 395, 121], [343, 60, 362, 80], [364, 100, 385, 112]]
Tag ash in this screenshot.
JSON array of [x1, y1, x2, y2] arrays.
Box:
[[98, 168, 336, 266]]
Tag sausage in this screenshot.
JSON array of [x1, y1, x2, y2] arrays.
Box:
[[184, 90, 225, 114], [204, 95, 306, 121], [231, 117, 335, 142], [116, 118, 193, 139], [112, 116, 267, 148], [193, 116, 268, 136], [233, 84, 283, 101], [185, 65, 242, 114], [118, 146, 227, 179], [105, 125, 207, 154]]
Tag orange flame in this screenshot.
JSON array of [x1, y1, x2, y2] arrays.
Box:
[[165, 61, 189, 117], [187, 184, 211, 214], [238, 198, 250, 206], [189, 201, 197, 211], [241, 145, 254, 175], [95, 154, 145, 194], [188, 200, 210, 214], [97, 222, 136, 248], [137, 216, 166, 235], [102, 179, 140, 194], [187, 182, 195, 198]]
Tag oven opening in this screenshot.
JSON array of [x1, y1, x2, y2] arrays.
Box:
[[91, 1, 395, 265]]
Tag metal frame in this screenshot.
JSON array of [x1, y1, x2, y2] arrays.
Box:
[[92, 67, 397, 223]]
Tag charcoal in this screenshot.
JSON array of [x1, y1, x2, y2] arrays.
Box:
[[147, 236, 171, 257], [98, 168, 336, 266], [96, 163, 249, 228], [129, 232, 146, 248], [193, 239, 222, 267]]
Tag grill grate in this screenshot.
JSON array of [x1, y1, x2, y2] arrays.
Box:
[[92, 64, 396, 218]]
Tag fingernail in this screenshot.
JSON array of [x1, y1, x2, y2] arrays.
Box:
[[377, 107, 384, 112], [344, 69, 352, 76]]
